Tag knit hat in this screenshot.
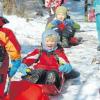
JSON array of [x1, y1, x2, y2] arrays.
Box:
[[0, 16, 9, 27], [55, 6, 67, 18], [42, 30, 60, 51]]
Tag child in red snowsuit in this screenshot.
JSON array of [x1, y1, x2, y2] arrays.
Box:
[[18, 30, 79, 88]]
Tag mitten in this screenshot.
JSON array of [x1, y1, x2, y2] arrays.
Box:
[[57, 23, 65, 31], [59, 64, 72, 73]]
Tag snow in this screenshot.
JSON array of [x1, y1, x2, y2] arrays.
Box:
[[3, 2, 100, 99], [4, 14, 100, 100]]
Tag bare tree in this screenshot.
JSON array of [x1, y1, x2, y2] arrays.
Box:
[[3, 0, 17, 15], [2, 0, 43, 18], [84, 0, 88, 21]]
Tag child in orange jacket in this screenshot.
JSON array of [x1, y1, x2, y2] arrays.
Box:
[[0, 16, 21, 79]]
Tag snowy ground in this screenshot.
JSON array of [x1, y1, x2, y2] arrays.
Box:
[[3, 1, 100, 99], [4, 14, 100, 100]]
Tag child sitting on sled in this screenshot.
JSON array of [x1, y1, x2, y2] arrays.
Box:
[[17, 30, 79, 89], [46, 6, 81, 48]]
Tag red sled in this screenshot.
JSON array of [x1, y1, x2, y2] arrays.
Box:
[[39, 73, 65, 95], [0, 51, 9, 99], [5, 73, 65, 100], [5, 81, 50, 100]]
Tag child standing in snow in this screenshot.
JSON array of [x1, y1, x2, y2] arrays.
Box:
[[45, 6, 81, 48], [88, 7, 95, 22], [93, 0, 100, 51], [18, 30, 79, 88], [45, 0, 62, 16], [0, 17, 21, 79]]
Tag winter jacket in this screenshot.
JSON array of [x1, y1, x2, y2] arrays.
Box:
[[46, 18, 80, 39], [93, 0, 100, 15], [45, 0, 62, 8], [0, 27, 21, 60], [22, 48, 69, 71], [88, 8, 95, 22]]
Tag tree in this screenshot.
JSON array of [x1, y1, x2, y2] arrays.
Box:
[[84, 0, 88, 21], [3, 0, 17, 15], [2, 0, 43, 18]]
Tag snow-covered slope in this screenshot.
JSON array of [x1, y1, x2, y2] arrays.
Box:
[[4, 14, 100, 100]]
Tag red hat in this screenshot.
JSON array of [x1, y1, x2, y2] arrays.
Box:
[[0, 16, 9, 27]]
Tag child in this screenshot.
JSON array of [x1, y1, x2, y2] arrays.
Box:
[[46, 6, 81, 48], [0, 16, 21, 79], [45, 0, 62, 16], [18, 30, 80, 88], [88, 7, 95, 22]]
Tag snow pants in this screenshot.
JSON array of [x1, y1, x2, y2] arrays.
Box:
[[22, 69, 61, 88]]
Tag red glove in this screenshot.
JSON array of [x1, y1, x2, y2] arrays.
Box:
[[57, 23, 65, 31]]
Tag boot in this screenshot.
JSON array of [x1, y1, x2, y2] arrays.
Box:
[[69, 37, 82, 46], [65, 69, 80, 80], [45, 71, 56, 84], [97, 45, 100, 51]]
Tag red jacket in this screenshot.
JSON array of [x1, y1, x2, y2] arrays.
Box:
[[22, 48, 69, 71], [0, 27, 21, 60], [0, 27, 21, 51]]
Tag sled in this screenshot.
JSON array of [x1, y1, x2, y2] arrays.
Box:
[[39, 72, 65, 95], [5, 80, 50, 100], [5, 72, 64, 100], [0, 49, 9, 99]]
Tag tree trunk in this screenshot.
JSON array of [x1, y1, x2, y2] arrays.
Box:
[[3, 0, 17, 15], [84, 0, 88, 21]]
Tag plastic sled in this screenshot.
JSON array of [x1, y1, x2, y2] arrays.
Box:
[[5, 80, 49, 100], [39, 72, 65, 95], [5, 72, 64, 100], [0, 51, 9, 99]]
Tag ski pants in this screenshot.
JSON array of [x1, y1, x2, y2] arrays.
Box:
[[9, 58, 21, 78], [96, 14, 100, 44]]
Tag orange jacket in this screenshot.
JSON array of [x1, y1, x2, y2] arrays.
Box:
[[0, 27, 21, 60]]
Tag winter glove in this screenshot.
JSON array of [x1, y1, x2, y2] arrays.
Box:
[[17, 63, 28, 76], [73, 22, 80, 30], [59, 64, 72, 73], [51, 20, 65, 31], [57, 23, 65, 31], [9, 59, 21, 77]]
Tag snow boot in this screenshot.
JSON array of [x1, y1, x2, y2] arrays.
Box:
[[69, 37, 82, 46], [61, 36, 70, 48], [65, 69, 80, 80], [45, 70, 60, 88], [97, 45, 100, 51], [22, 69, 46, 84]]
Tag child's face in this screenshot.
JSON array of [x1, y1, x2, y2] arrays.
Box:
[[56, 13, 65, 21], [45, 37, 57, 50]]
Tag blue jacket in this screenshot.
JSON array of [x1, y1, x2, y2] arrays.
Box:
[[93, 0, 100, 15]]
